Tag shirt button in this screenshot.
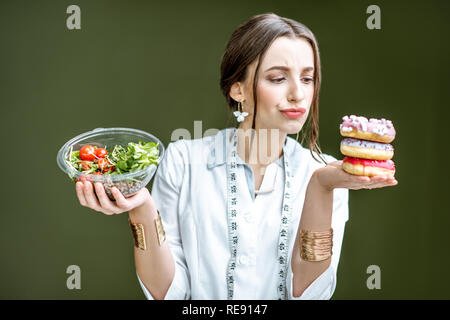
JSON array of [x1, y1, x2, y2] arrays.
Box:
[[245, 215, 253, 223], [239, 256, 248, 265]]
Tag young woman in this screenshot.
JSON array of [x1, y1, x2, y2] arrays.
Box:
[[75, 13, 397, 300]]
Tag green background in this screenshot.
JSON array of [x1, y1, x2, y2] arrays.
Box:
[[1, 0, 448, 299]]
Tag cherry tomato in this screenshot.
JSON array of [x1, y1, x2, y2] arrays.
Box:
[[95, 148, 108, 158], [78, 161, 92, 171], [79, 145, 96, 161], [97, 158, 109, 171]]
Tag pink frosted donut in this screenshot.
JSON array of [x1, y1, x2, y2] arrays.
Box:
[[342, 156, 396, 177], [339, 115, 396, 143]]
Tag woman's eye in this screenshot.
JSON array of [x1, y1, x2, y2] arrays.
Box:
[[302, 77, 314, 84], [270, 77, 285, 83]]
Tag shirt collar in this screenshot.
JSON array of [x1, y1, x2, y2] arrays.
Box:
[[207, 128, 301, 170]]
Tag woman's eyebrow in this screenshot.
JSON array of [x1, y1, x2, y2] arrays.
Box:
[[264, 65, 315, 73]]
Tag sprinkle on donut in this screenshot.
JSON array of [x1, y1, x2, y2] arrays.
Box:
[[339, 115, 396, 176], [340, 115, 396, 141], [341, 138, 394, 151]]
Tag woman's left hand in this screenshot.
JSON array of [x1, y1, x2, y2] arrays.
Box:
[[313, 160, 398, 191]]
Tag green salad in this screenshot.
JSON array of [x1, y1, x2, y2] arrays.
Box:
[[68, 140, 160, 175]]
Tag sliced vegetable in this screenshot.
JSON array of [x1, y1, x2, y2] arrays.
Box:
[[97, 158, 109, 171], [79, 161, 92, 171], [103, 166, 115, 173]]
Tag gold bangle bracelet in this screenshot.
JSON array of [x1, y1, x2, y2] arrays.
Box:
[[129, 210, 166, 250], [129, 219, 147, 250], [154, 210, 166, 246], [299, 228, 333, 262]]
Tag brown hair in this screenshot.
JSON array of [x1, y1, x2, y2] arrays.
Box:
[[220, 13, 327, 164]]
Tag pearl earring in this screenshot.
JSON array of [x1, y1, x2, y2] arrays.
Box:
[[233, 101, 248, 123]]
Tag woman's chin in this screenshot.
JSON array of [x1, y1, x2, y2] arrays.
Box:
[[281, 121, 304, 135]]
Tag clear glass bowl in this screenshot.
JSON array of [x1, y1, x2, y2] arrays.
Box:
[[56, 127, 165, 201]]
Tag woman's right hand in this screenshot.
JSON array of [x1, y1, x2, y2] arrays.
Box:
[[75, 181, 152, 215], [313, 160, 398, 192]]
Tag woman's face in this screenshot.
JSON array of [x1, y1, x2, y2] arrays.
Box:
[[238, 36, 316, 135]]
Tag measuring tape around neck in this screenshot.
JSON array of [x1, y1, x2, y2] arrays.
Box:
[[226, 129, 294, 300]]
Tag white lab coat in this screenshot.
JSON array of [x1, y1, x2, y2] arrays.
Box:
[[137, 127, 349, 299]]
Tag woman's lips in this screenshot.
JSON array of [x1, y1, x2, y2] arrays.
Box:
[[280, 107, 306, 119]]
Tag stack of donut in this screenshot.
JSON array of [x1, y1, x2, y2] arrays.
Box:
[[339, 115, 396, 177]]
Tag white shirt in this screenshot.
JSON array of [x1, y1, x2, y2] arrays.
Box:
[[137, 127, 349, 300]]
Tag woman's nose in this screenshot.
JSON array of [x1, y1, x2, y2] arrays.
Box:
[[288, 79, 306, 103]]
